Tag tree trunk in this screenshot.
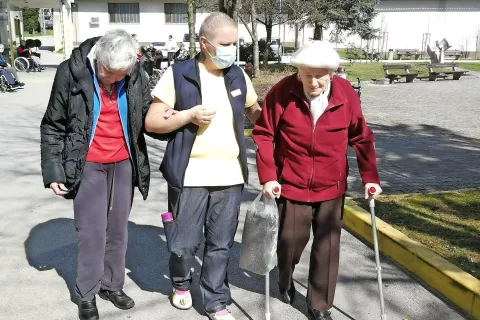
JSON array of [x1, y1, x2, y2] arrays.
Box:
[[294, 23, 299, 48], [313, 22, 323, 40], [219, 0, 237, 19], [251, 1, 260, 77], [263, 19, 272, 68], [187, 0, 196, 58]]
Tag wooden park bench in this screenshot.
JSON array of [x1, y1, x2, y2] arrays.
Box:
[[383, 63, 419, 84], [444, 50, 463, 60], [396, 49, 420, 60], [426, 62, 468, 81]]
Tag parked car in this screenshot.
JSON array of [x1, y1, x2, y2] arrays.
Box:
[[151, 41, 168, 60], [182, 33, 200, 54]]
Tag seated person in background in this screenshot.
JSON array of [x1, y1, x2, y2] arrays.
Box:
[[0, 44, 24, 87], [17, 40, 44, 71], [174, 43, 189, 62], [139, 46, 154, 76]]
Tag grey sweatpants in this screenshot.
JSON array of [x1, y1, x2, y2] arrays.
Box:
[[73, 160, 133, 301]]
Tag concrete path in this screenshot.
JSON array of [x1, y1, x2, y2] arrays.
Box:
[[346, 71, 480, 198], [0, 70, 466, 320]]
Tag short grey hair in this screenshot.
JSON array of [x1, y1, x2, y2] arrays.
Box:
[[95, 29, 138, 72], [199, 12, 237, 40]]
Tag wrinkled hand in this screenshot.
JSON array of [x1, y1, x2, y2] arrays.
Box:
[[189, 105, 216, 126], [364, 183, 382, 199], [50, 182, 68, 196], [263, 181, 281, 199]]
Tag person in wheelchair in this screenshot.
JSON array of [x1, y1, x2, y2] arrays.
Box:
[[0, 44, 25, 89], [173, 43, 189, 63], [17, 40, 44, 71]]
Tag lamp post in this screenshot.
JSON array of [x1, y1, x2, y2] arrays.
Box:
[[7, 1, 15, 66], [278, 0, 281, 60]]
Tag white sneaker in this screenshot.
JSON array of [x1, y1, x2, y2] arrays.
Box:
[[171, 289, 192, 310], [208, 309, 235, 320]]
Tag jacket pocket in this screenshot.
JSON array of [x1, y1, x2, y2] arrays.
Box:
[[280, 157, 309, 189], [312, 157, 341, 189]]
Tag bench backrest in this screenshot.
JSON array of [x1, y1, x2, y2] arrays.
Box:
[[383, 63, 412, 70], [427, 63, 458, 70], [396, 49, 419, 54]]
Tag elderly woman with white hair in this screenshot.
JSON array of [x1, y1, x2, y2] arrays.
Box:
[[40, 29, 152, 320], [252, 41, 382, 320]]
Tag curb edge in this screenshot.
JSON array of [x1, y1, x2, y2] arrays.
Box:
[[343, 203, 480, 319]]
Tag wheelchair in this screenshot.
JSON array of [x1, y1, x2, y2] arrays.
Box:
[[0, 71, 20, 93], [14, 56, 30, 72]]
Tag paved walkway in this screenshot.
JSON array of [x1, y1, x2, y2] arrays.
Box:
[[0, 70, 467, 320], [346, 72, 480, 198]]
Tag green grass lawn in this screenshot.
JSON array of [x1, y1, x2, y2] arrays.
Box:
[[459, 62, 480, 72], [351, 189, 480, 277], [253, 62, 480, 98]]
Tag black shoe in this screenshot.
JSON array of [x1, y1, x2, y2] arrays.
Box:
[[279, 284, 296, 305], [15, 81, 25, 87], [78, 297, 99, 320], [99, 289, 135, 310], [308, 309, 333, 320]]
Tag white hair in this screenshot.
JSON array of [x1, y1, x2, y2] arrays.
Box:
[[199, 12, 237, 40], [0, 44, 4, 53], [95, 29, 138, 72], [290, 41, 340, 71]]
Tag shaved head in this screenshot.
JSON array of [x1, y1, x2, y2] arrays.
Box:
[[199, 12, 237, 40]]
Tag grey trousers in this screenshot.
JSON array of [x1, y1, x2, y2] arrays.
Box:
[[168, 185, 243, 313], [5, 67, 19, 80], [73, 160, 133, 301]]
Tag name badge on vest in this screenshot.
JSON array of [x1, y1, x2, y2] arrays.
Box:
[[230, 89, 242, 97]]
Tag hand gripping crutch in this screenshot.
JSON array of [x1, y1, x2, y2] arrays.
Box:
[[368, 186, 387, 320]]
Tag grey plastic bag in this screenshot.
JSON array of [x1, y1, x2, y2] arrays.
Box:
[[239, 192, 279, 276]]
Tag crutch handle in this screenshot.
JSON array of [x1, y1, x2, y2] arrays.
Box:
[[368, 186, 377, 195], [273, 186, 280, 195]]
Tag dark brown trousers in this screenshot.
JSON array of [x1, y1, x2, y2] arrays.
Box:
[[277, 194, 345, 311]]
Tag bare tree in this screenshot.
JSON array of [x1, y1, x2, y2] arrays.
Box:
[[476, 26, 480, 59], [219, 0, 238, 18], [239, 0, 260, 76], [187, 0, 197, 58], [256, 0, 286, 67]]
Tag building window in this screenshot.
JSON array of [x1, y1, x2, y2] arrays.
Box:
[[108, 3, 140, 24], [165, 3, 188, 24]]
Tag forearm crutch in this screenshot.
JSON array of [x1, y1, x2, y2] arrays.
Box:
[[368, 186, 387, 320]]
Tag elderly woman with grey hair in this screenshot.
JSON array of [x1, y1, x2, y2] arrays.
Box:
[[252, 41, 382, 320], [40, 29, 152, 320]]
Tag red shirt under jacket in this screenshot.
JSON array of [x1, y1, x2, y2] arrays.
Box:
[[86, 85, 130, 163]]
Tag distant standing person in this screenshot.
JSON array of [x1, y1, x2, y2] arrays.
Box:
[[166, 35, 177, 66]]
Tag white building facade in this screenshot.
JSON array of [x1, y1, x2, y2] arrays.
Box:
[[1, 0, 479, 57]]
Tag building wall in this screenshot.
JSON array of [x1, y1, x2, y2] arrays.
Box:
[[71, 0, 480, 52], [0, 1, 24, 48], [369, 0, 480, 51]]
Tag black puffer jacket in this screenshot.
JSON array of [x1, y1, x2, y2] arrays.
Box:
[[40, 37, 152, 200]]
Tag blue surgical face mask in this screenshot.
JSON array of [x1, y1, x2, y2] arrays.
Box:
[[206, 39, 237, 69]]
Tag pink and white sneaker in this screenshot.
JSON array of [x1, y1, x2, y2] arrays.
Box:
[[208, 309, 235, 320], [171, 288, 192, 310]]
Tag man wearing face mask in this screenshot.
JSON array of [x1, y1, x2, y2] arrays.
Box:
[[145, 12, 261, 320]]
